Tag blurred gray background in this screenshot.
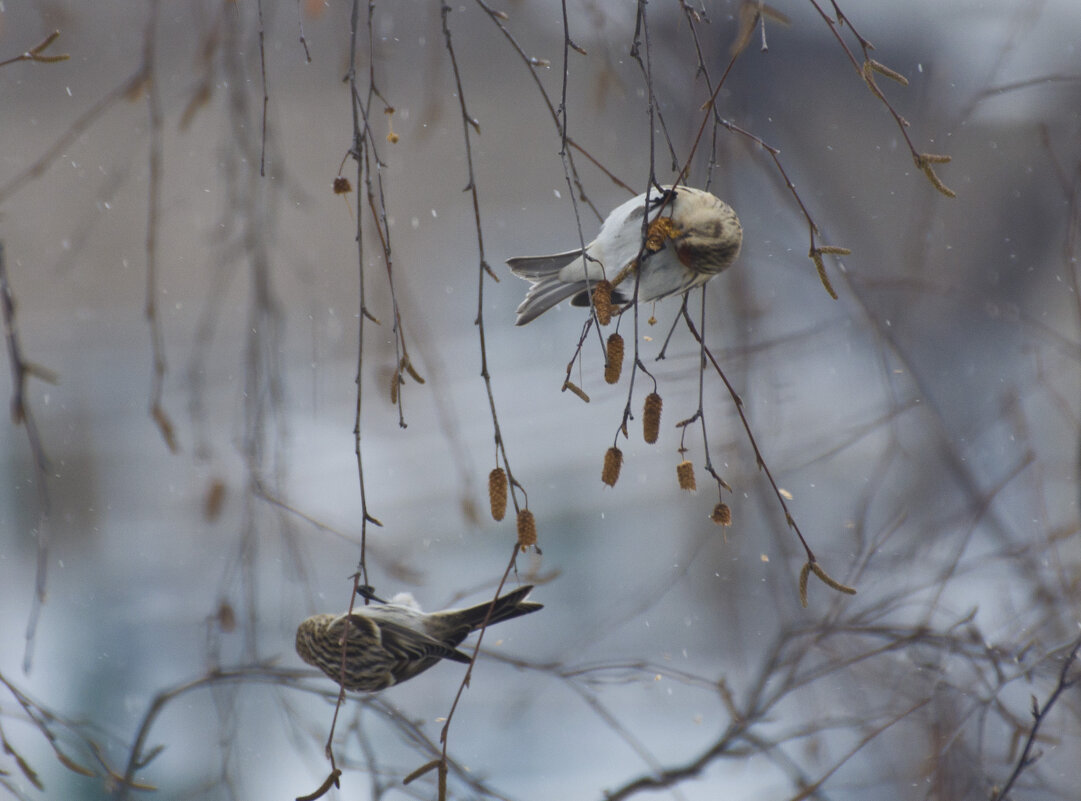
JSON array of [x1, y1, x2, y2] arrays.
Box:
[[1, 1, 1079, 799]]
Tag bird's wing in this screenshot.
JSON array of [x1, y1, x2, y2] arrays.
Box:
[[318, 614, 397, 690], [375, 619, 473, 666], [334, 612, 383, 648]]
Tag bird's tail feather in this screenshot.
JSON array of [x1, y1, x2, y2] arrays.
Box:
[[515, 277, 588, 325], [506, 249, 582, 279], [450, 585, 543, 632], [508, 250, 590, 324]]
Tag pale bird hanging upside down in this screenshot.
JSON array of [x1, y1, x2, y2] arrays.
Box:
[[507, 185, 742, 325]]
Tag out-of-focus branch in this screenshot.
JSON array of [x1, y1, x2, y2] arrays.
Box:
[[991, 635, 1081, 801], [0, 30, 69, 69], [0, 243, 57, 673]]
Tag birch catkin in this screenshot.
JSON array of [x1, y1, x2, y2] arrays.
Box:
[[642, 392, 662, 444], [676, 460, 696, 491], [604, 333, 624, 384], [488, 468, 508, 521], [517, 509, 537, 550], [592, 280, 614, 326], [602, 447, 623, 487]]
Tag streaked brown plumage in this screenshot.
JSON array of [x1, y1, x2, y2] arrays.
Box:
[[295, 585, 542, 692]]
